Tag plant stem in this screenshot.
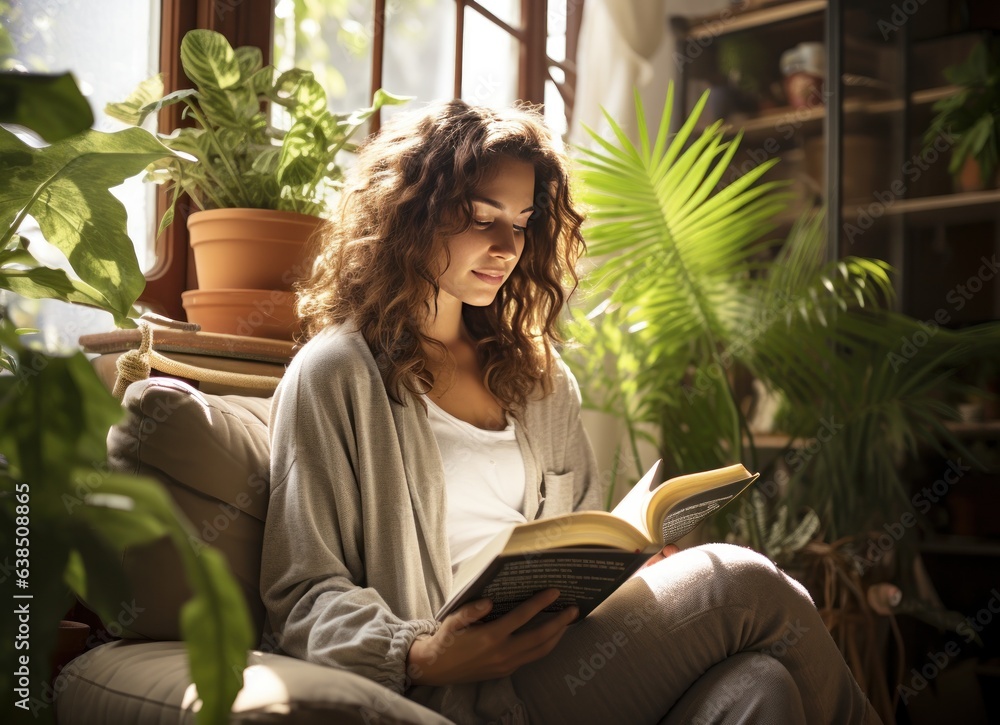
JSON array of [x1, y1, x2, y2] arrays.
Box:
[[622, 402, 644, 481], [177, 147, 241, 210], [1, 167, 62, 249], [727, 374, 757, 471], [605, 441, 622, 511], [186, 102, 252, 207], [746, 498, 764, 554]]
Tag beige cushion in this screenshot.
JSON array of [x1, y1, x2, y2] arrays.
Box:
[[107, 377, 272, 640], [54, 640, 452, 724]]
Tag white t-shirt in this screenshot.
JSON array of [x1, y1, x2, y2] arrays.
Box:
[[423, 396, 527, 572]]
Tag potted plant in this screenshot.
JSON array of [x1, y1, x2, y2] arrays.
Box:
[[715, 35, 772, 115], [565, 85, 1000, 723], [1, 71, 252, 725], [106, 29, 408, 336], [924, 36, 1000, 192]]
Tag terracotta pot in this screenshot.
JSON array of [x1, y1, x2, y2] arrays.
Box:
[[182, 288, 299, 341], [187, 208, 324, 291], [952, 155, 1000, 193], [954, 156, 985, 193]]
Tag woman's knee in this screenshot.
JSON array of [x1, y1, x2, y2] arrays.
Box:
[[641, 543, 815, 616], [698, 543, 811, 599]]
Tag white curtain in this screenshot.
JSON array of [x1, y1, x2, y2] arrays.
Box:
[[571, 0, 666, 146], [571, 0, 730, 148], [572, 0, 730, 500]]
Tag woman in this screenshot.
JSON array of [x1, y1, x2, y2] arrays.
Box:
[[260, 100, 881, 724]]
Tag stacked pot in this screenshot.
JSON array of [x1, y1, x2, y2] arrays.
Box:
[[181, 209, 323, 341]]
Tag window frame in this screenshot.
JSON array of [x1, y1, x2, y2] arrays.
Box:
[[142, 0, 580, 318], [143, 0, 275, 319]]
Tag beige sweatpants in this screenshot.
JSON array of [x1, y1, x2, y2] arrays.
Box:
[[507, 543, 883, 725]]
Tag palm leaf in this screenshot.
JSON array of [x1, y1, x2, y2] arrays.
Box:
[[565, 83, 997, 547]]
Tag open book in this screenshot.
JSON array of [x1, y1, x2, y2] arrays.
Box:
[[435, 460, 758, 623]]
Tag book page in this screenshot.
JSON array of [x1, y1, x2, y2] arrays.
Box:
[[650, 471, 759, 544], [609, 459, 662, 540]]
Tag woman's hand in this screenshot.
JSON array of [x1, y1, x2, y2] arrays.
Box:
[[631, 544, 680, 577], [406, 588, 577, 686]]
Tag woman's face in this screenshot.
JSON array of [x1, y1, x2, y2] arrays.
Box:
[[436, 156, 535, 308]]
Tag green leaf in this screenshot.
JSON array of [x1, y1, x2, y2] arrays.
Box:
[[105, 74, 165, 126], [250, 146, 280, 176], [75, 478, 174, 548], [0, 265, 130, 324], [180, 29, 241, 90], [0, 344, 124, 481], [180, 547, 254, 725], [0, 20, 15, 60], [234, 46, 263, 82], [246, 65, 275, 96], [276, 118, 323, 186], [0, 329, 253, 725], [272, 69, 327, 119], [197, 84, 258, 130], [64, 528, 134, 623], [0, 70, 94, 142], [343, 88, 413, 127], [0, 126, 173, 320], [370, 88, 413, 111], [137, 88, 198, 124]]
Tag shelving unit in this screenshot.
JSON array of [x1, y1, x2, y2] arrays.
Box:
[[672, 2, 999, 294], [673, 2, 1000, 722], [673, 1, 1000, 314]]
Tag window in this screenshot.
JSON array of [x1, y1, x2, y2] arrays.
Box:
[[4, 0, 580, 321], [7, 0, 574, 319], [149, 0, 579, 318], [272, 0, 583, 137], [2, 0, 163, 343], [4, 0, 162, 273]]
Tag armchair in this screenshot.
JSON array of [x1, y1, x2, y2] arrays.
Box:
[[53, 375, 450, 724]]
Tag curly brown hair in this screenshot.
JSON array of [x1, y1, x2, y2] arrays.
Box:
[[297, 99, 585, 412]]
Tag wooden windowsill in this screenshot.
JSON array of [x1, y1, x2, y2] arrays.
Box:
[[79, 327, 296, 365]]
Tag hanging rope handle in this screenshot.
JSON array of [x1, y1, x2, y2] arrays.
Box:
[[111, 321, 282, 400]]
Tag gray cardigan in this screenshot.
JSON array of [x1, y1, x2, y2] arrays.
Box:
[[260, 323, 602, 723]]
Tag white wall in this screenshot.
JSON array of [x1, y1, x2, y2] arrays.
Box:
[[571, 0, 730, 148]]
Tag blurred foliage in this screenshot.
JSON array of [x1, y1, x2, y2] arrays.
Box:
[[1, 69, 253, 725]]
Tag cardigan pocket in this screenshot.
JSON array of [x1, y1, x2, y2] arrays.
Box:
[[540, 470, 576, 516]]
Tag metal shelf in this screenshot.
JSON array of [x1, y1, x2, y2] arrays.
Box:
[[944, 419, 1000, 437], [877, 189, 1000, 225], [721, 85, 960, 140], [678, 0, 827, 41]]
